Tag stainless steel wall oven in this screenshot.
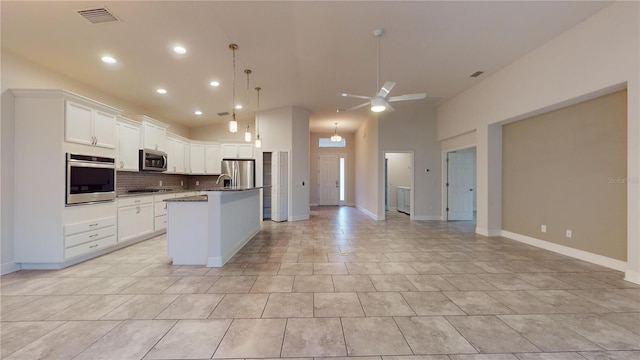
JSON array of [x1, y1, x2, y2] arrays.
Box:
[[66, 153, 116, 205]]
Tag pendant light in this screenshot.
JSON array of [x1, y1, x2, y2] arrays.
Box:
[[228, 44, 239, 133], [331, 122, 342, 142], [254, 86, 262, 148], [244, 69, 252, 142]]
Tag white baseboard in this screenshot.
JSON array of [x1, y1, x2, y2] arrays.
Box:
[[289, 214, 310, 221], [412, 215, 443, 220], [357, 206, 383, 220], [501, 230, 627, 273], [209, 228, 260, 268], [1, 261, 21, 275], [476, 227, 502, 237], [309, 203, 319, 207], [346, 202, 355, 207], [624, 269, 640, 285]]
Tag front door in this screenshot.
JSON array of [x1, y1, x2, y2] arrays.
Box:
[[318, 154, 339, 206]]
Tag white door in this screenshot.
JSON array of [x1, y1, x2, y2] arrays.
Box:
[[272, 151, 289, 222], [318, 154, 339, 206], [447, 151, 475, 220]]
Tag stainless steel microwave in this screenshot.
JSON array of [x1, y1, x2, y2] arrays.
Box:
[[139, 148, 167, 172], [66, 153, 116, 206]]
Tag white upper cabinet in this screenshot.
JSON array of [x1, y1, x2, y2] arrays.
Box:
[[205, 144, 222, 174], [135, 116, 168, 152], [167, 134, 188, 174], [189, 142, 205, 174], [221, 143, 253, 159], [116, 117, 140, 171], [65, 100, 117, 149]]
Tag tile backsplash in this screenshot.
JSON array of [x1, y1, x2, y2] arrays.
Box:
[[116, 172, 221, 195]]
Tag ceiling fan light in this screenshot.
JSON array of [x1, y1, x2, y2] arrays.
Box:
[[371, 97, 386, 112]]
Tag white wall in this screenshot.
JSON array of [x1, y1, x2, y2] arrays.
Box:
[[436, 2, 640, 283], [291, 107, 310, 221], [254, 106, 310, 222], [354, 116, 380, 219], [379, 103, 441, 220], [385, 153, 411, 210]]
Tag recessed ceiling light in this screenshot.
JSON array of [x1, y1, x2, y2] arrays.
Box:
[[173, 46, 187, 55], [235, 104, 243, 110], [101, 56, 117, 64], [156, 88, 167, 94], [194, 110, 202, 115], [210, 81, 220, 87]]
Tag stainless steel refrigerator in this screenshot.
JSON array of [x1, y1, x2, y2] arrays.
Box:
[[220, 158, 255, 188]]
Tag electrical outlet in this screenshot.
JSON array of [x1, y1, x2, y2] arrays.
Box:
[[566, 229, 572, 238], [196, 181, 200, 186], [541, 225, 547, 233], [159, 181, 162, 186]]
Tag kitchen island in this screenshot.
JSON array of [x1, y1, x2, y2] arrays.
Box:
[[165, 187, 264, 267]]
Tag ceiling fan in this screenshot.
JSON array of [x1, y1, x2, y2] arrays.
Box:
[[339, 29, 427, 112]]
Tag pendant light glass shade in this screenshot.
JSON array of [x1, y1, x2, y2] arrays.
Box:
[[331, 123, 342, 142], [244, 126, 252, 142], [228, 44, 239, 133], [254, 86, 262, 148], [229, 116, 238, 133]]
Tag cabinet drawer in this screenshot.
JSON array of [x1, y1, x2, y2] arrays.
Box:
[[154, 214, 167, 231], [154, 201, 168, 217], [118, 195, 153, 207], [65, 235, 116, 259], [64, 216, 116, 236], [65, 225, 116, 248]]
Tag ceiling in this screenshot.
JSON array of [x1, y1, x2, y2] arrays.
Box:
[[2, 1, 612, 133]]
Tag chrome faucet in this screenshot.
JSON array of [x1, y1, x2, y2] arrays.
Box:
[[216, 173, 232, 186]]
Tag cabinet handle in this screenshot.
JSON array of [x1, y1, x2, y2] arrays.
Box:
[[164, 203, 167, 210], [134, 200, 141, 203], [89, 244, 99, 248], [89, 223, 98, 227], [89, 234, 98, 238], [136, 206, 140, 214]]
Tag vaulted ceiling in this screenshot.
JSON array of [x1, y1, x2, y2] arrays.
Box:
[[2, 1, 612, 133]]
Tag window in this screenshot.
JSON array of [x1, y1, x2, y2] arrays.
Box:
[[339, 157, 345, 202], [319, 138, 346, 148]]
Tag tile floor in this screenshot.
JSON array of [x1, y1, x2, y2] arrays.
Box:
[[1, 206, 639, 360]]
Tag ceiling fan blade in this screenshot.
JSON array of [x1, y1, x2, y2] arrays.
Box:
[[377, 81, 396, 98], [338, 92, 372, 100], [346, 102, 371, 111], [388, 93, 427, 102], [386, 103, 395, 112]]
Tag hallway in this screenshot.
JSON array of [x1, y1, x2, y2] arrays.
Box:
[[1, 206, 639, 359]]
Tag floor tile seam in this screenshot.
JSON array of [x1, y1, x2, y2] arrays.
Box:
[[0, 318, 69, 359], [67, 318, 130, 360], [139, 318, 181, 360]]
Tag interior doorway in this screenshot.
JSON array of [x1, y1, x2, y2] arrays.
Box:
[[383, 152, 414, 218], [445, 147, 476, 221]]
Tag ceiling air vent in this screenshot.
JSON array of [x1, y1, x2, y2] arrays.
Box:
[[217, 112, 230, 117], [470, 71, 484, 78], [77, 7, 120, 24]]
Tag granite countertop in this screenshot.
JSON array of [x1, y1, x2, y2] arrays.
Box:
[[165, 195, 208, 202], [117, 189, 197, 198], [202, 185, 270, 192]]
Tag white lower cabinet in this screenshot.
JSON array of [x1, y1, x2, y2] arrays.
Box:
[[154, 193, 176, 231], [397, 187, 411, 214], [118, 196, 154, 243], [63, 216, 117, 260]]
